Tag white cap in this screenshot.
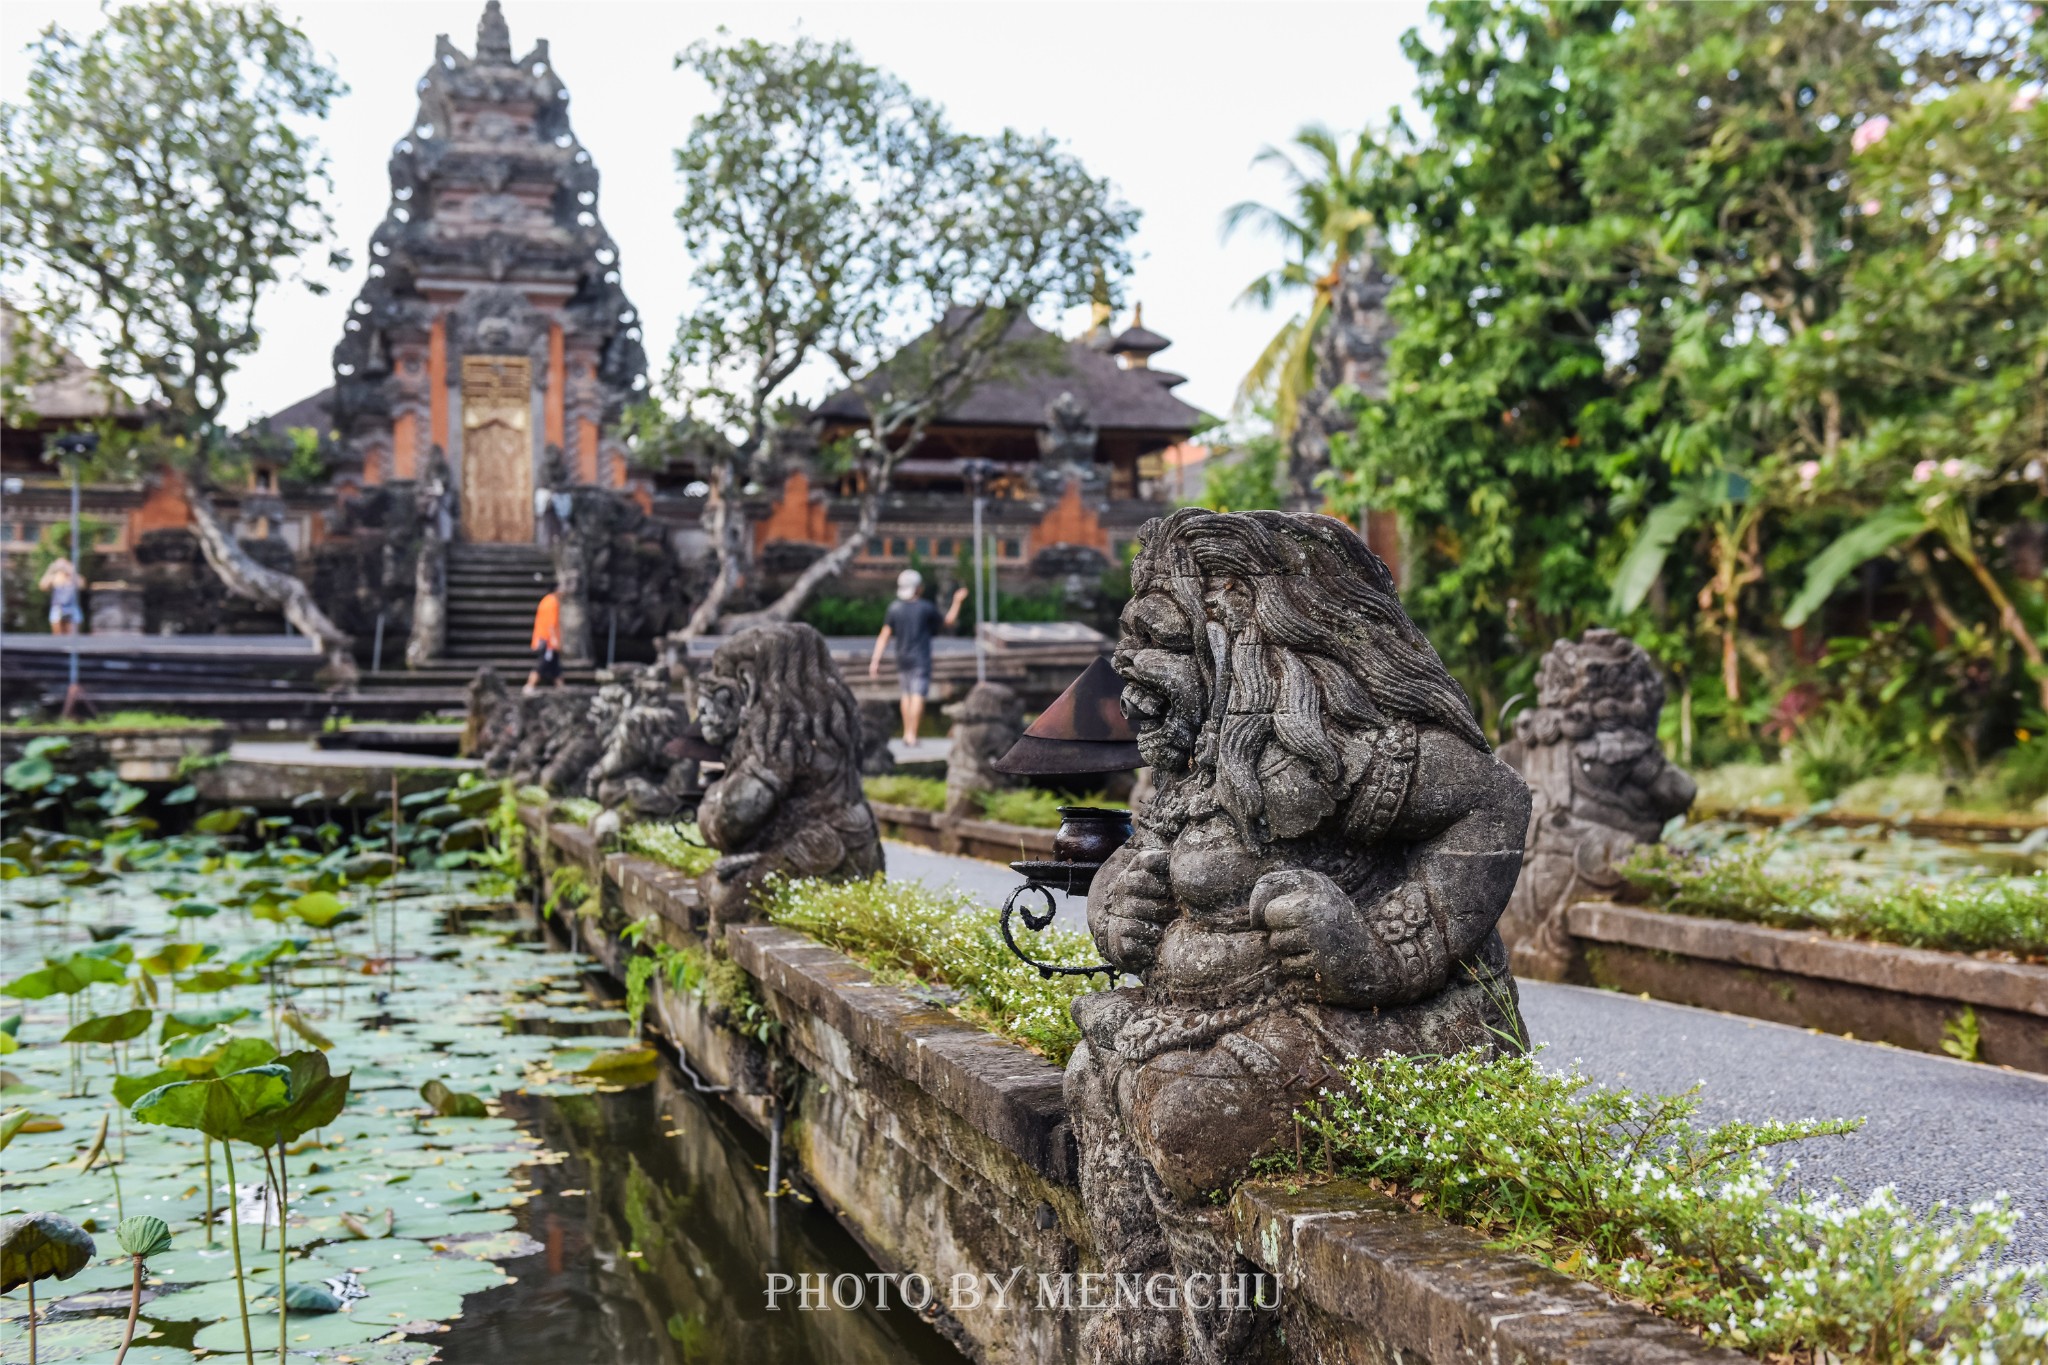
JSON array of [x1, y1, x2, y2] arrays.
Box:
[[896, 569, 922, 600]]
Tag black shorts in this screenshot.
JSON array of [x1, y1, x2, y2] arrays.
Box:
[[536, 645, 562, 682]]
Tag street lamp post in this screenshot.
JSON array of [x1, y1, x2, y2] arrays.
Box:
[[961, 459, 994, 683]]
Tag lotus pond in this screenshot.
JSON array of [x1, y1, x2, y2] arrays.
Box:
[[0, 784, 957, 1364]]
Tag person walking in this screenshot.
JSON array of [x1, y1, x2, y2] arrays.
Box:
[[525, 588, 564, 694], [869, 569, 967, 745], [39, 556, 82, 635]]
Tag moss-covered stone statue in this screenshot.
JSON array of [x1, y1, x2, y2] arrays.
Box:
[[694, 622, 884, 926], [942, 681, 1025, 819], [1497, 628, 1696, 979], [1068, 508, 1530, 1365]]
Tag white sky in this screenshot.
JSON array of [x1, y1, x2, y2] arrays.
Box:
[[1, 0, 1429, 428]]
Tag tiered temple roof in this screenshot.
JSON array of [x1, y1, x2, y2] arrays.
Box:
[[327, 0, 646, 504]]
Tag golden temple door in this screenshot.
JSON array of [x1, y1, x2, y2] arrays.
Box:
[[460, 355, 534, 542]]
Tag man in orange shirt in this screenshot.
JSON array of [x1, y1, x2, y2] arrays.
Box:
[[525, 590, 563, 695]]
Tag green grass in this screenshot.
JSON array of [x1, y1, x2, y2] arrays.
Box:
[[618, 821, 719, 877], [862, 774, 947, 811], [1621, 839, 2048, 960], [553, 797, 601, 826], [858, 776, 1128, 829], [975, 787, 1124, 829], [2, 710, 215, 732], [1266, 1048, 2041, 1363], [759, 873, 1106, 1062]]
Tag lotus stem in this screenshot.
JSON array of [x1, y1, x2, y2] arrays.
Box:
[[277, 1139, 290, 1365], [113, 1255, 143, 1365], [27, 1276, 36, 1365], [222, 1139, 255, 1365]]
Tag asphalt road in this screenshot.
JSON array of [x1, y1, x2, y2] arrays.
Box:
[[883, 838, 2048, 1260]]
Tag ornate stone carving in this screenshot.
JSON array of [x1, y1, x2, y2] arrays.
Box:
[[1497, 628, 1696, 980], [942, 681, 1024, 819], [1036, 390, 1105, 496], [405, 446, 453, 668], [587, 664, 694, 817], [329, 2, 647, 488], [1067, 508, 1530, 1365], [694, 623, 884, 927]]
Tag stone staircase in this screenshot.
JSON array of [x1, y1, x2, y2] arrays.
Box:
[[361, 541, 598, 691], [444, 542, 555, 669]]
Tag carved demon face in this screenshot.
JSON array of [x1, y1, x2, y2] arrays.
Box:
[[695, 674, 746, 750], [1114, 590, 1205, 773]]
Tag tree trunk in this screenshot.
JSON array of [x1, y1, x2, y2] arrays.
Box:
[[186, 487, 357, 682]]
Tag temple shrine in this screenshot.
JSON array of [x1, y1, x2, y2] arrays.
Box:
[[326, 0, 649, 536]]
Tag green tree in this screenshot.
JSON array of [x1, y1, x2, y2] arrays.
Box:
[[1783, 64, 2048, 711], [0, 1, 352, 669], [657, 33, 1137, 634], [1329, 1, 1633, 725], [1331, 0, 2041, 745]]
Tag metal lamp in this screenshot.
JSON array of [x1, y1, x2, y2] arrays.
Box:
[[989, 655, 1138, 979]]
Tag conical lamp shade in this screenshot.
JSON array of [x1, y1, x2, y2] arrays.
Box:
[[992, 656, 1142, 776]]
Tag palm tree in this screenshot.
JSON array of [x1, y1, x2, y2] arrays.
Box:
[[1221, 124, 1379, 438]]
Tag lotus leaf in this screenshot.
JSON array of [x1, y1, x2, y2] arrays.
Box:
[[138, 944, 212, 976], [1, 1211, 96, 1291], [289, 892, 349, 928], [419, 1080, 488, 1119], [114, 1214, 173, 1258], [130, 1064, 292, 1142], [61, 1009, 153, 1045], [192, 1311, 386, 1352], [158, 1007, 247, 1042], [190, 808, 247, 835], [282, 1280, 344, 1312], [167, 900, 222, 920], [238, 1051, 350, 1147]]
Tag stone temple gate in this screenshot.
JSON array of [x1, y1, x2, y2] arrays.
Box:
[[328, 0, 649, 541]]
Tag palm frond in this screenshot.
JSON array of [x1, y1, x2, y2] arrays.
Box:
[[1236, 313, 1308, 416]]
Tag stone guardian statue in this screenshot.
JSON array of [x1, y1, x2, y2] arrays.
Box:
[[1067, 508, 1531, 1365], [1496, 628, 1696, 980], [941, 681, 1025, 819], [694, 623, 884, 926]]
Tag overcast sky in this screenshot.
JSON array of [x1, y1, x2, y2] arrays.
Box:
[[2, 0, 1430, 427]]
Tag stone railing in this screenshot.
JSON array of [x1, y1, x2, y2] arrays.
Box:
[[522, 807, 1740, 1365], [1565, 900, 2048, 1073]]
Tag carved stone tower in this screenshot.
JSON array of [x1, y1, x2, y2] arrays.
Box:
[[330, 0, 647, 541]]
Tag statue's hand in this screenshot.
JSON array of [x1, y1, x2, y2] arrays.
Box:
[[1104, 847, 1176, 924], [1093, 846, 1175, 973], [1250, 868, 1370, 989]]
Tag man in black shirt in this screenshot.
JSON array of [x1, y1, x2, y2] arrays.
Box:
[[869, 569, 968, 744]]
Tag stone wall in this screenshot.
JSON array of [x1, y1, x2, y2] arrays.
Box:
[[523, 808, 1737, 1365]]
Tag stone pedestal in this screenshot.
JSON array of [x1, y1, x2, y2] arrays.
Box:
[[87, 581, 143, 634]]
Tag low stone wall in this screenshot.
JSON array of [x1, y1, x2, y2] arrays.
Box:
[[870, 799, 1057, 864], [1567, 901, 2048, 1073], [522, 807, 1735, 1364], [0, 723, 227, 782], [1692, 800, 2048, 842]]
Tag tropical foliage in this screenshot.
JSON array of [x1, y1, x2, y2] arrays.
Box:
[[1320, 0, 2048, 779]]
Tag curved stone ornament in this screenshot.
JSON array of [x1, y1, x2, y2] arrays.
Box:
[[695, 623, 884, 927], [1066, 508, 1531, 1365], [1497, 628, 1697, 980]]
